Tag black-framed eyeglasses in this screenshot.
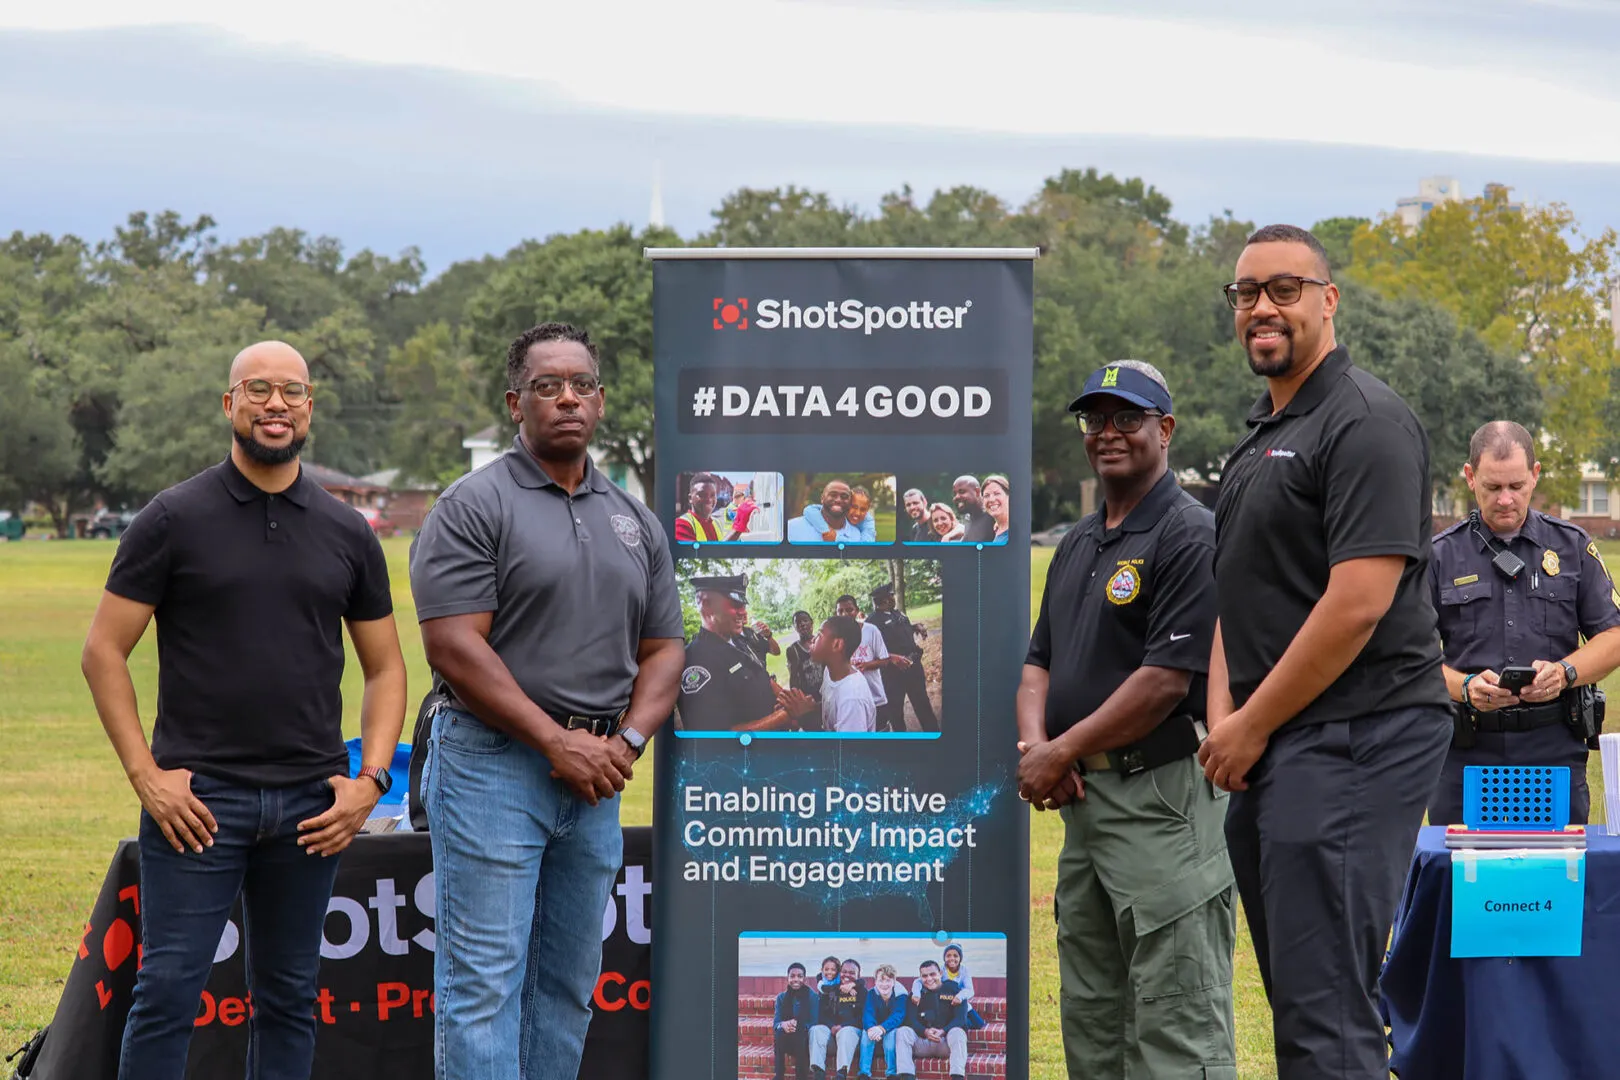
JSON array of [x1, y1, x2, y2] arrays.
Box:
[[524, 374, 601, 399], [229, 378, 313, 406], [1076, 408, 1162, 435], [1222, 275, 1330, 310]]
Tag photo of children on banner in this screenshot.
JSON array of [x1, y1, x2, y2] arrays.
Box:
[[899, 472, 1009, 545], [739, 935, 1005, 1080], [785, 473, 897, 544], [674, 470, 784, 543], [673, 558, 942, 735]]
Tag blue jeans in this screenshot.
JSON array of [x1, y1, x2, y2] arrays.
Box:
[[423, 707, 623, 1080], [119, 774, 340, 1080], [859, 1028, 897, 1076]]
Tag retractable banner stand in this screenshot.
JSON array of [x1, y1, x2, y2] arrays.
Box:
[[647, 248, 1036, 1080]]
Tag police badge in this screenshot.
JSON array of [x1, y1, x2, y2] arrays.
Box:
[[1543, 549, 1560, 576]]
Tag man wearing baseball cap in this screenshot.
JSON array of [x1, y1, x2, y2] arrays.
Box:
[[1016, 360, 1237, 1077], [676, 574, 815, 732]]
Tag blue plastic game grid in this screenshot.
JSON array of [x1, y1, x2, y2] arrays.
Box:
[[1462, 765, 1571, 831]]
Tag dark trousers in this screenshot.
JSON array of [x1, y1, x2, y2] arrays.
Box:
[[774, 1026, 810, 1080], [1225, 705, 1450, 1080], [875, 664, 938, 732], [1428, 723, 1590, 826], [119, 774, 340, 1080]]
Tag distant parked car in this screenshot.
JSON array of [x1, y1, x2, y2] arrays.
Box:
[[0, 510, 25, 542], [1031, 521, 1076, 546], [87, 509, 139, 539], [354, 506, 399, 538]]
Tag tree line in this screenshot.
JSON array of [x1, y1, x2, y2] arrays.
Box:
[[2, 171, 1612, 536]]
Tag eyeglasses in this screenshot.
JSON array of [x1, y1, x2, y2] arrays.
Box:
[[524, 374, 601, 399], [1222, 275, 1330, 310], [1076, 408, 1162, 435], [230, 378, 312, 406]]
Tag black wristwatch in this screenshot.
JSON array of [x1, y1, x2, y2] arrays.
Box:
[[619, 727, 647, 760], [359, 764, 392, 796], [1560, 660, 1578, 689]]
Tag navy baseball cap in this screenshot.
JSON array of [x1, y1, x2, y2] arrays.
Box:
[[1066, 364, 1173, 415], [691, 574, 748, 604]]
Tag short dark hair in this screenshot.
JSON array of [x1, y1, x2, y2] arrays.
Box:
[[1469, 421, 1538, 470], [836, 594, 858, 609], [823, 615, 861, 660], [821, 955, 841, 970], [1245, 224, 1333, 281], [793, 610, 811, 622], [841, 958, 861, 974], [787, 962, 806, 976], [689, 472, 719, 491], [506, 322, 600, 392], [919, 960, 940, 974]]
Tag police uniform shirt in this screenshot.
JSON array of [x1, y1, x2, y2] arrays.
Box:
[[1214, 346, 1450, 725], [409, 437, 684, 721], [1026, 470, 1216, 741], [868, 607, 922, 660], [678, 627, 778, 731], [1429, 510, 1620, 672]]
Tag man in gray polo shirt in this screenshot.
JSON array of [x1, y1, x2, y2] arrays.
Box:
[[408, 322, 684, 1080]]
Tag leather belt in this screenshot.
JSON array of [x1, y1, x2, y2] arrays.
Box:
[[1081, 716, 1207, 776], [1472, 701, 1567, 733], [560, 711, 626, 738]]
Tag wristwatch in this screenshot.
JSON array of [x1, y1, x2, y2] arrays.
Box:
[[1560, 660, 1578, 689], [359, 764, 392, 796], [619, 727, 647, 760]]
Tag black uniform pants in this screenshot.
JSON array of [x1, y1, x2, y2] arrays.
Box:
[[773, 1027, 809, 1080], [1225, 705, 1450, 1080], [875, 663, 938, 732], [1428, 723, 1590, 826]]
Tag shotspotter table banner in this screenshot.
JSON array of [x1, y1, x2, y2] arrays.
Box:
[[648, 250, 1036, 1080]]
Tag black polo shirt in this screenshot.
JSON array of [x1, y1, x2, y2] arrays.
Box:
[[1026, 470, 1216, 740], [104, 457, 393, 787], [1213, 346, 1448, 726]]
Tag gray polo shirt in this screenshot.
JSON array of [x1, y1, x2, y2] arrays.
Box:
[[410, 436, 683, 720]]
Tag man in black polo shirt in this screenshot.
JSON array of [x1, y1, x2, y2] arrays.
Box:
[[82, 339, 408, 1080], [1200, 225, 1451, 1080], [409, 323, 685, 1080], [1016, 360, 1236, 1078]]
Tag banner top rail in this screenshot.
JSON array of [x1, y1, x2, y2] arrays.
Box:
[[643, 246, 1040, 260]]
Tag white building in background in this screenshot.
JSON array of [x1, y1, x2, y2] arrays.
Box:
[[1395, 176, 1465, 230], [462, 426, 647, 506]]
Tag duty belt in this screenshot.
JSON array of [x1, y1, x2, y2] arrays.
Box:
[[1081, 715, 1206, 776], [560, 711, 627, 738], [1471, 699, 1568, 733]]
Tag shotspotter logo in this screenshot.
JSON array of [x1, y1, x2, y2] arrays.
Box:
[[712, 296, 973, 334]]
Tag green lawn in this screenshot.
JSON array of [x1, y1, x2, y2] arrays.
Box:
[[2, 539, 1610, 1077]]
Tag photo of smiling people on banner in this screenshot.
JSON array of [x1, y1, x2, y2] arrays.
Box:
[[673, 470, 784, 544], [673, 557, 942, 736], [784, 473, 896, 545], [899, 471, 1010, 545]]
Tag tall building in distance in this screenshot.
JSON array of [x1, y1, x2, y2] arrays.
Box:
[[1394, 176, 1524, 231]]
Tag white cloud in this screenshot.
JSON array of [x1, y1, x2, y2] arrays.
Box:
[[10, 0, 1620, 164]]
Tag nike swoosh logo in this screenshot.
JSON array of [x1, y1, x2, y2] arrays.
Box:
[[1168, 633, 1192, 642]]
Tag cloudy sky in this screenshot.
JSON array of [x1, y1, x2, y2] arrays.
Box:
[[3, 1, 1618, 266], [11, 0, 1620, 161]]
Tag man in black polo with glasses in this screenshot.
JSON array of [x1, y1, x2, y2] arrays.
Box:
[[83, 340, 408, 1080], [409, 322, 685, 1080], [1016, 360, 1235, 1077], [1198, 225, 1450, 1080]]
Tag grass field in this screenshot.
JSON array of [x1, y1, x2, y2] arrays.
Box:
[[1, 539, 1610, 1076]]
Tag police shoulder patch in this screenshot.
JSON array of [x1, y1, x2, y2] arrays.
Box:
[[1106, 564, 1142, 605], [680, 666, 711, 694]]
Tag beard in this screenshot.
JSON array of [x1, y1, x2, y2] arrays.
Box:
[[235, 427, 306, 465], [1245, 322, 1296, 377]]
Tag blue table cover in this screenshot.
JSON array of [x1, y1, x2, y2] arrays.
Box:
[[1381, 826, 1620, 1080]]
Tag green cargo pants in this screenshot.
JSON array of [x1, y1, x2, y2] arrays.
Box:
[[1055, 752, 1237, 1079]]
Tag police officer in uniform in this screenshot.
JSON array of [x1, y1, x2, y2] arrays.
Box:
[[1016, 360, 1236, 1078], [677, 574, 816, 732], [1428, 421, 1620, 825], [866, 582, 939, 733]]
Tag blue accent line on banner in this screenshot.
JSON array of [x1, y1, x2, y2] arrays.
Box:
[[672, 731, 942, 740], [740, 931, 1008, 939]]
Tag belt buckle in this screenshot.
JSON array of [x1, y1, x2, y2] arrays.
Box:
[[1113, 748, 1147, 777]]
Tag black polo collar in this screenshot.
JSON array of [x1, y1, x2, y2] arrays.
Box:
[[217, 455, 312, 507], [504, 434, 611, 494], [1082, 468, 1180, 539], [1245, 345, 1353, 426]]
